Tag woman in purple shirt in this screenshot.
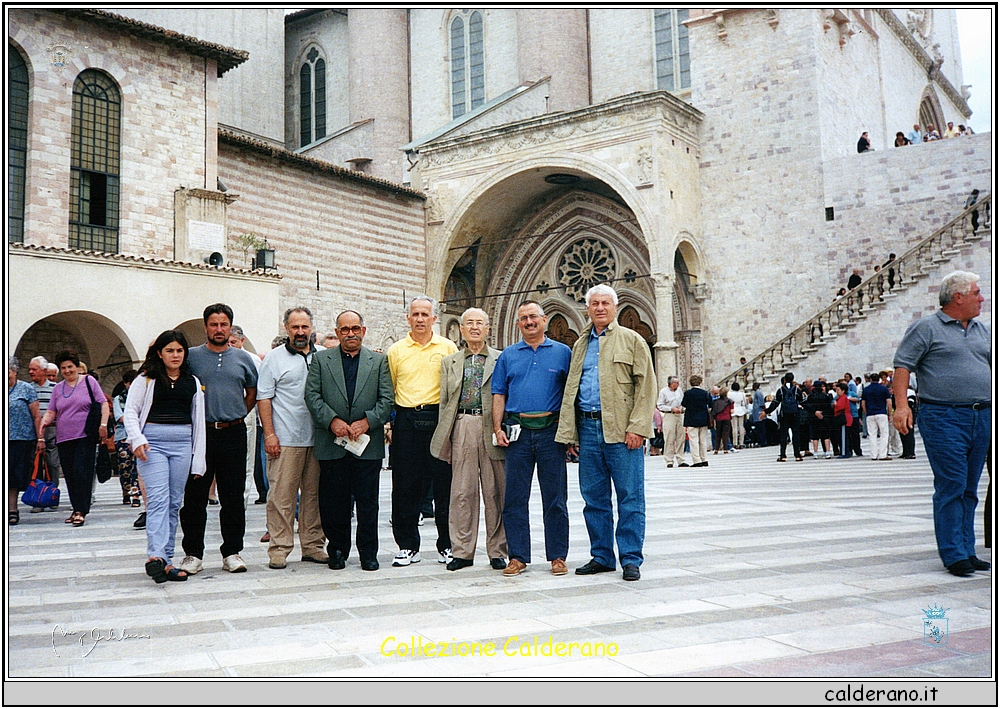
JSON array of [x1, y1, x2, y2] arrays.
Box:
[[40, 350, 109, 526]]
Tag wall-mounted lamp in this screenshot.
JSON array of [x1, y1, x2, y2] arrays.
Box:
[[256, 246, 276, 271]]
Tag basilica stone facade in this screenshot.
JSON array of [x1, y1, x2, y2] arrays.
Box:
[[8, 8, 989, 390]]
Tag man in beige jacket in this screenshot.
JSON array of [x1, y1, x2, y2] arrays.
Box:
[[556, 285, 657, 581], [430, 308, 507, 571]]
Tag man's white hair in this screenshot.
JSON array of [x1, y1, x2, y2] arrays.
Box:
[[460, 307, 489, 326], [409, 295, 438, 317], [939, 270, 979, 307], [30, 356, 48, 368], [46, 363, 58, 372], [585, 284, 619, 306]]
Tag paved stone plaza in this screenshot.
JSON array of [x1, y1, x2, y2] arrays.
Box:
[[6, 438, 992, 680]]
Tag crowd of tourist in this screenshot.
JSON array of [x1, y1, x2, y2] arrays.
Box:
[[861, 121, 974, 152]]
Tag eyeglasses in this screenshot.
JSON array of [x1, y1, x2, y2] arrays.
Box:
[[517, 314, 543, 323], [338, 326, 364, 335]]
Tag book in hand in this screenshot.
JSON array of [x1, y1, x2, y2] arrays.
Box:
[[334, 433, 370, 456]]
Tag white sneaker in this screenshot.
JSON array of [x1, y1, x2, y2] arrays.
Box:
[[438, 548, 453, 564], [179, 556, 203, 575], [392, 549, 421, 567], [222, 554, 247, 573]]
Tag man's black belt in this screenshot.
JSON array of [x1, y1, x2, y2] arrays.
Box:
[[207, 419, 246, 429], [459, 408, 483, 415], [920, 400, 990, 410], [396, 404, 439, 411], [578, 409, 602, 420]]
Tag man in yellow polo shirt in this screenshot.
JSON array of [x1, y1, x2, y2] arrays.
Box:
[[387, 296, 458, 566]]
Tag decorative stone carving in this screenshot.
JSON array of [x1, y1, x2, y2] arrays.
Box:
[[558, 237, 616, 303], [635, 144, 653, 185], [689, 283, 709, 302], [905, 8, 932, 44], [765, 9, 780, 30], [47, 44, 70, 67]]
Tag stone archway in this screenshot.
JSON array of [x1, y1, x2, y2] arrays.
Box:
[[14, 311, 137, 393]]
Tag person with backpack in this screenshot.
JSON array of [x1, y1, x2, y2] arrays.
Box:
[[764, 372, 805, 462]]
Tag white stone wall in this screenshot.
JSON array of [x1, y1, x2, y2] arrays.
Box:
[[589, 9, 655, 104], [783, 234, 992, 381], [8, 9, 212, 259], [113, 8, 285, 144], [409, 9, 520, 140], [285, 10, 350, 151], [822, 133, 993, 286]]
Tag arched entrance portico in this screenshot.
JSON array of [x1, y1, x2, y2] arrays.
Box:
[[14, 311, 138, 392]]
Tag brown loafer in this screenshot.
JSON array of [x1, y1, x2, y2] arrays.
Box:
[[503, 559, 527, 577], [551, 558, 568, 576], [260, 532, 270, 543]]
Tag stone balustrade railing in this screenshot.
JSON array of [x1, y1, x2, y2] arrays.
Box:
[[719, 193, 991, 390]]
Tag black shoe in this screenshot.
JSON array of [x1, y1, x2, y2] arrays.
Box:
[[490, 557, 508, 570], [328, 550, 346, 570], [694, 461, 708, 467], [678, 463, 690, 467], [947, 559, 975, 577], [622, 564, 641, 581], [575, 559, 615, 575], [446, 558, 474, 571], [208, 499, 219, 506], [133, 512, 146, 529], [968, 556, 991, 571], [254, 498, 267, 505], [361, 558, 379, 571]]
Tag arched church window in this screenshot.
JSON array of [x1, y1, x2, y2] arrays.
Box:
[[8, 45, 29, 243], [451, 11, 485, 119], [300, 47, 327, 147], [546, 314, 579, 347], [70, 69, 120, 253], [654, 9, 690, 93]]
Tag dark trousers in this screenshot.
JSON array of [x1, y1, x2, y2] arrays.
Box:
[[180, 424, 247, 559], [713, 420, 732, 451], [503, 423, 569, 563], [391, 408, 452, 553], [319, 457, 380, 562], [777, 415, 802, 459], [848, 418, 863, 456], [901, 428, 916, 458], [253, 426, 268, 501], [57, 438, 97, 515]]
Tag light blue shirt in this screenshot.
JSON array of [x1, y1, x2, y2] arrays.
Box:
[[846, 380, 860, 418], [907, 129, 923, 144], [577, 327, 605, 411]]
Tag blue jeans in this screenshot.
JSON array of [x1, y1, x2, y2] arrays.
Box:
[[138, 424, 193, 563], [503, 424, 568, 563], [577, 417, 645, 568], [918, 403, 990, 566]]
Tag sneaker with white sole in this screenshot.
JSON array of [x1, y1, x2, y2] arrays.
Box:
[[438, 548, 453, 564], [179, 555, 203, 575], [222, 554, 247, 573], [392, 549, 421, 567]]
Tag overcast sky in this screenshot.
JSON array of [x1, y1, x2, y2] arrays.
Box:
[[956, 8, 993, 132]]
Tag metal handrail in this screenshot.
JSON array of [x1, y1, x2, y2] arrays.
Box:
[[718, 193, 991, 389]]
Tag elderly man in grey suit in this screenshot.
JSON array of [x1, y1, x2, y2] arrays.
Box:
[[431, 308, 508, 572], [305, 310, 394, 571]]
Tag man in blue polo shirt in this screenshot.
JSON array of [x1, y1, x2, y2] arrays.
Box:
[[893, 271, 991, 578], [492, 301, 572, 577]]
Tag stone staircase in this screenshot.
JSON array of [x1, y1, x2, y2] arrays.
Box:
[[720, 193, 992, 389]]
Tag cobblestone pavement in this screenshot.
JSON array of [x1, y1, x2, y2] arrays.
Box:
[[6, 438, 991, 679]]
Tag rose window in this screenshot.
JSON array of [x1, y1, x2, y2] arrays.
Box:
[[558, 238, 615, 303]]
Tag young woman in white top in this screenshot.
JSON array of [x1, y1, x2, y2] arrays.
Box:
[[124, 331, 206, 584]]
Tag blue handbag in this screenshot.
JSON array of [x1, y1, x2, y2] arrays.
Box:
[[21, 450, 60, 508]]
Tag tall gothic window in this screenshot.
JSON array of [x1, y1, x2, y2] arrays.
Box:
[[8, 45, 29, 243], [70, 70, 120, 253], [450, 11, 485, 119], [300, 47, 327, 147], [654, 9, 690, 93]]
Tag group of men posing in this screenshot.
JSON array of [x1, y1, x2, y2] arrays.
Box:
[[176, 285, 656, 582]]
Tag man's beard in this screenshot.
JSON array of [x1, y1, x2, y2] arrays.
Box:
[[293, 335, 310, 349]]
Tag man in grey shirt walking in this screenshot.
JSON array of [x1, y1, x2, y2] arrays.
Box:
[[893, 271, 991, 578], [180, 303, 258, 574]]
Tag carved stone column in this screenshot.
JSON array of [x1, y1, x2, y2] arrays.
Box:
[[651, 272, 678, 389]]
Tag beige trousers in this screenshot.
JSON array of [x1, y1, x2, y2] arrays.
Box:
[[732, 414, 746, 447], [662, 413, 686, 466], [266, 446, 325, 563], [689, 426, 710, 465], [449, 414, 507, 561]]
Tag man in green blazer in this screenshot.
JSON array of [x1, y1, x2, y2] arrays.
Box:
[[555, 285, 657, 582], [304, 310, 394, 571], [430, 308, 507, 572]]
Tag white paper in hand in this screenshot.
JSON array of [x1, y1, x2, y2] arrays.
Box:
[[334, 433, 370, 456]]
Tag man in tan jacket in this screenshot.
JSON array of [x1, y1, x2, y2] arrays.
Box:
[[556, 285, 657, 581], [430, 308, 507, 571]]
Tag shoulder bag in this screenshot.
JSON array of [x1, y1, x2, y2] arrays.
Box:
[[21, 449, 61, 508]]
